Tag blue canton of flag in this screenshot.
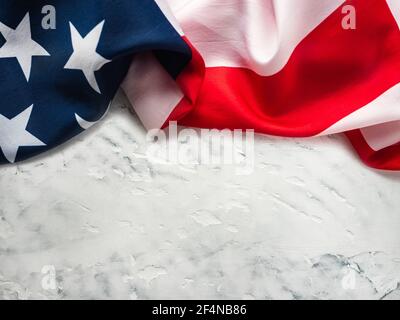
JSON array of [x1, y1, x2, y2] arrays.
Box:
[[0, 0, 191, 164]]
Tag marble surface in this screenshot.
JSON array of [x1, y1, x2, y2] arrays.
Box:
[[0, 93, 400, 300]]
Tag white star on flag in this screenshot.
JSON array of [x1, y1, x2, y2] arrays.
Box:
[[0, 105, 46, 163], [0, 13, 50, 81], [64, 20, 111, 94]]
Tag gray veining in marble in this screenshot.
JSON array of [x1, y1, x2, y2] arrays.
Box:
[[0, 93, 399, 300]]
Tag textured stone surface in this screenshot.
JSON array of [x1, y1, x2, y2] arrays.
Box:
[[0, 93, 399, 300]]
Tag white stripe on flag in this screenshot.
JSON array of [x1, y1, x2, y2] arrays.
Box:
[[168, 0, 344, 76], [321, 83, 400, 136], [121, 53, 184, 129], [361, 121, 400, 151], [387, 0, 400, 29]]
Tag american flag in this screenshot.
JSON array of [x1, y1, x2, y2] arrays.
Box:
[[1, 0, 400, 170]]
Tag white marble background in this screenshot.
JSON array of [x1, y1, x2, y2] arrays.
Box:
[[0, 93, 399, 300]]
